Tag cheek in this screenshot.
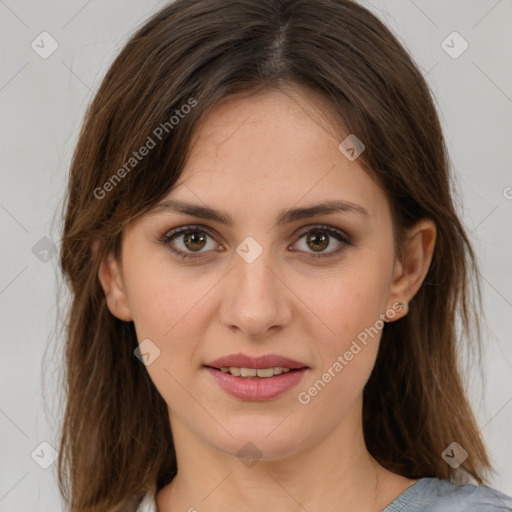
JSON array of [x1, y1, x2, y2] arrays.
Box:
[[298, 254, 392, 347], [124, 247, 215, 340], [293, 252, 392, 406], [126, 266, 207, 413], [122, 252, 215, 394]]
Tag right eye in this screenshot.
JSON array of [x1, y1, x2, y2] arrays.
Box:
[[159, 225, 221, 259]]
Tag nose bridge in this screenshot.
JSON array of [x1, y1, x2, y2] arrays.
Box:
[[220, 238, 290, 336]]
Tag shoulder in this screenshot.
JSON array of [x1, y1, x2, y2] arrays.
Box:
[[383, 477, 512, 512]]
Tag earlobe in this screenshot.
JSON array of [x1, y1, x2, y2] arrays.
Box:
[[386, 219, 436, 321], [97, 252, 133, 322]]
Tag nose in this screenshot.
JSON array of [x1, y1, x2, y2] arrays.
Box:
[[219, 246, 292, 339]]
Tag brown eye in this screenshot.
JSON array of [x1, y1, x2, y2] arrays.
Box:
[[159, 224, 352, 261], [160, 225, 219, 259], [293, 226, 352, 259], [305, 231, 329, 252], [182, 230, 208, 251]]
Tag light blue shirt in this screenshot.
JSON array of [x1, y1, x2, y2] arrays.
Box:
[[136, 477, 512, 511], [381, 477, 512, 511]]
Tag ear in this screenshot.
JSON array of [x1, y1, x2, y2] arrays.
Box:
[[97, 250, 133, 322], [386, 218, 436, 321]]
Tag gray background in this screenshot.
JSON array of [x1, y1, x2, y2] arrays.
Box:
[[0, 0, 511, 510]]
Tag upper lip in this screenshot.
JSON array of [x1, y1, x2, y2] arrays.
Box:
[[205, 352, 308, 370]]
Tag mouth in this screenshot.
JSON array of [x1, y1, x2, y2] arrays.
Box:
[[203, 352, 310, 400], [205, 352, 309, 373], [203, 362, 310, 401], [204, 365, 308, 379]]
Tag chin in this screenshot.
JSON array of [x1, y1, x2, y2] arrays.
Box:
[[208, 426, 307, 462]]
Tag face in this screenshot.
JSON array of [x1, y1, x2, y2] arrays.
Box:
[[99, 86, 432, 461]]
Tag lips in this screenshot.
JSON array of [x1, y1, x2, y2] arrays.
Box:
[[205, 352, 308, 370]]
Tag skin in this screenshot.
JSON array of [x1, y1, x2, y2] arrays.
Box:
[[98, 85, 436, 511]]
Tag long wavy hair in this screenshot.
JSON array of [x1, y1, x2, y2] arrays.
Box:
[[56, 0, 491, 510]]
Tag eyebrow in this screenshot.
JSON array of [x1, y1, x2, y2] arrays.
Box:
[[148, 198, 369, 226]]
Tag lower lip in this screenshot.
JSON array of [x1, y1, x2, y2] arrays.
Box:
[[204, 366, 309, 401]]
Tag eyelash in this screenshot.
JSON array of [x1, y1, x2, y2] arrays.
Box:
[[158, 224, 353, 260]]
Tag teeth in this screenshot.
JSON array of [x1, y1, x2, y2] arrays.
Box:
[[240, 367, 257, 377], [219, 367, 293, 378]]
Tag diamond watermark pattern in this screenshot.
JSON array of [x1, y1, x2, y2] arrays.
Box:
[[237, 442, 262, 468], [32, 236, 57, 263], [31, 441, 58, 469], [31, 32, 59, 59], [236, 236, 263, 264], [441, 31, 468, 59], [338, 134, 365, 161], [134, 338, 161, 366], [441, 441, 468, 469]]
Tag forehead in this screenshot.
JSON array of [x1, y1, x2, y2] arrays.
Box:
[[155, 87, 390, 226]]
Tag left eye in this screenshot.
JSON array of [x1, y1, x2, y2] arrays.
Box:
[[159, 225, 352, 260], [293, 226, 351, 258]]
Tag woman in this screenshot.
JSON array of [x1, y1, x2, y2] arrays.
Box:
[[57, 0, 512, 511]]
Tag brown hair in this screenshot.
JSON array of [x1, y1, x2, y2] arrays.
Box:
[[57, 0, 491, 510]]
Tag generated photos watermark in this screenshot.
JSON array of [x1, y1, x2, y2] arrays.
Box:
[[297, 302, 405, 405], [94, 97, 197, 200]]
